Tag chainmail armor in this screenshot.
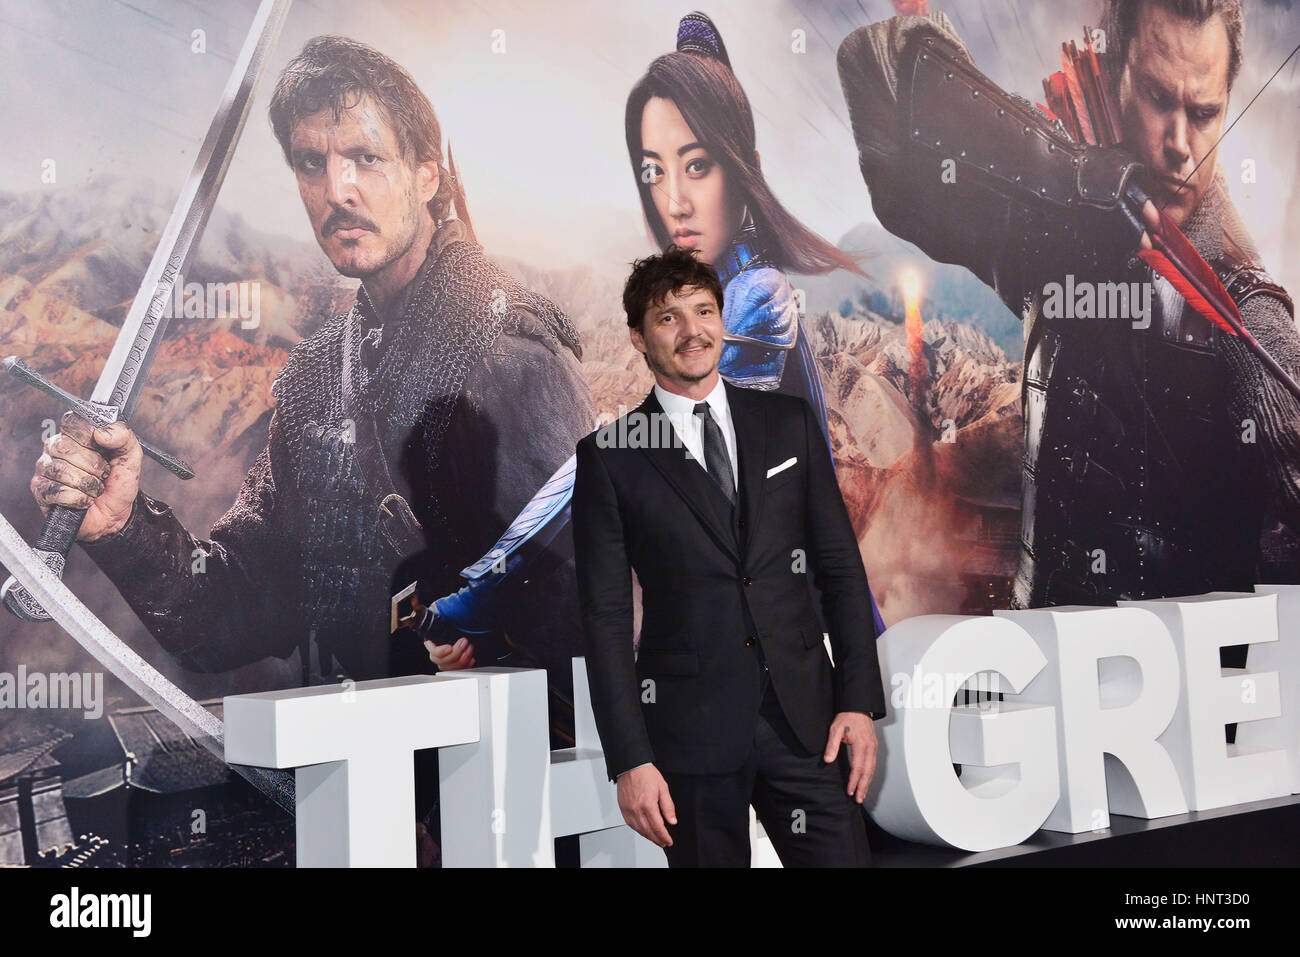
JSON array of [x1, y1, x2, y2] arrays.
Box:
[[263, 234, 581, 672], [81, 225, 587, 681]]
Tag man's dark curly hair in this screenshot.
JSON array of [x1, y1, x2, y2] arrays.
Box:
[[268, 35, 460, 224], [622, 244, 725, 330]]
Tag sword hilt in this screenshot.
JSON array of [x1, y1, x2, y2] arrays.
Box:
[[2, 505, 83, 621], [1, 355, 193, 620], [3, 357, 196, 481]]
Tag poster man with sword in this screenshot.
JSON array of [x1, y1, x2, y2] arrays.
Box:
[[0, 0, 299, 818], [14, 29, 595, 861], [25, 33, 594, 689]]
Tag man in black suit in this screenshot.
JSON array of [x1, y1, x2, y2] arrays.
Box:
[[572, 246, 887, 867]]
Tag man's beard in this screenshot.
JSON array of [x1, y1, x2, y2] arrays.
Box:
[[648, 341, 716, 382], [331, 231, 415, 280], [334, 247, 397, 280], [325, 205, 422, 280]]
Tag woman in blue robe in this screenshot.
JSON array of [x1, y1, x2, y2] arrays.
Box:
[[626, 11, 885, 634]]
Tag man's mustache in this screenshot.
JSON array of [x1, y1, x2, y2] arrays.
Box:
[[677, 337, 712, 352], [323, 211, 380, 238]]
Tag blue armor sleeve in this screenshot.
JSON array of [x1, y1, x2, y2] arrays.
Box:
[[720, 267, 798, 390]]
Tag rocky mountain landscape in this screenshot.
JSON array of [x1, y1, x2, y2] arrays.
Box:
[[0, 178, 1023, 698], [802, 305, 1022, 620]]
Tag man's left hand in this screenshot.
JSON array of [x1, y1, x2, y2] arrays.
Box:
[[824, 711, 878, 803]]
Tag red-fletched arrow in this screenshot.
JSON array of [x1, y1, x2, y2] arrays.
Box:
[[1134, 199, 1300, 402], [1138, 202, 1241, 333], [1137, 249, 1239, 337]]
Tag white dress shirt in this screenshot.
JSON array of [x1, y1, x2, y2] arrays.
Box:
[[653, 377, 738, 491]]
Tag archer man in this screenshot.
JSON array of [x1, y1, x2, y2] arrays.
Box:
[[838, 0, 1300, 609]]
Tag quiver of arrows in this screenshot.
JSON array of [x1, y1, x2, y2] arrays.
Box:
[[1039, 27, 1123, 147]]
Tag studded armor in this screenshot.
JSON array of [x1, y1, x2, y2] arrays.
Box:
[[838, 13, 1300, 606]]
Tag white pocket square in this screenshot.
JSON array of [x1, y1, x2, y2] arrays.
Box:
[[766, 456, 797, 479]]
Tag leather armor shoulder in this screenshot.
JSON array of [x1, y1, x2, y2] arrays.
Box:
[[1217, 259, 1295, 320]]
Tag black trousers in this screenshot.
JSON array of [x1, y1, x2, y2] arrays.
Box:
[[660, 671, 871, 868]]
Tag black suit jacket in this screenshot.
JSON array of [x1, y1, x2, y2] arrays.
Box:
[[573, 379, 886, 781]]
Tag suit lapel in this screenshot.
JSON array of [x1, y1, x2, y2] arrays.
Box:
[[633, 381, 769, 563]]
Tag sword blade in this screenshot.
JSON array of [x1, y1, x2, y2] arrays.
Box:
[[92, 0, 293, 418], [460, 454, 576, 582], [2, 0, 294, 621], [0, 507, 294, 814]]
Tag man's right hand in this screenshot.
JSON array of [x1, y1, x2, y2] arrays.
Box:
[[424, 636, 476, 671], [616, 763, 677, 848], [31, 411, 142, 543]]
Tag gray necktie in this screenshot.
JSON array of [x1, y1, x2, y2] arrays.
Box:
[[694, 401, 735, 506]]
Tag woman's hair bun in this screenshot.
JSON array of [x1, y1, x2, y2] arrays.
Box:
[[676, 11, 731, 69]]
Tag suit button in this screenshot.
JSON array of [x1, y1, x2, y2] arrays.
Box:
[[737, 518, 746, 528], [743, 577, 752, 587], [745, 635, 757, 647]]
